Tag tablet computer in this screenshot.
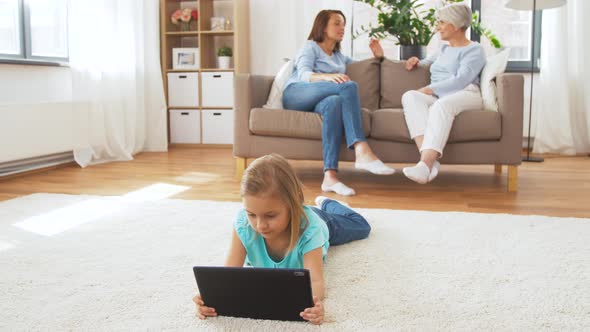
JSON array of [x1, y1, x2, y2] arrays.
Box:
[[193, 266, 314, 321]]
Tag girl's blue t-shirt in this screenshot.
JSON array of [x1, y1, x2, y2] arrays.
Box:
[[234, 205, 330, 268]]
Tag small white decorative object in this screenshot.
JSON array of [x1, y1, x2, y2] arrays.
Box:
[[218, 56, 231, 69], [172, 48, 199, 70], [210, 17, 225, 31]]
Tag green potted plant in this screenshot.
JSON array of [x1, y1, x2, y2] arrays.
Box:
[[355, 0, 501, 60], [217, 46, 233, 69]]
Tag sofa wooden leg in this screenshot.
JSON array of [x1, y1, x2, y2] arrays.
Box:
[[494, 164, 502, 175], [235, 157, 247, 180], [507, 165, 518, 192]]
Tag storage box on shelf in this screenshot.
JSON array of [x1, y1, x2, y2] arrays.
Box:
[[170, 110, 201, 144], [202, 109, 234, 144], [201, 72, 234, 107], [167, 72, 199, 107], [160, 0, 249, 146]]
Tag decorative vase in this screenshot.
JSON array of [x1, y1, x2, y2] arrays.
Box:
[[218, 56, 231, 69], [180, 22, 191, 31], [400, 45, 427, 60]]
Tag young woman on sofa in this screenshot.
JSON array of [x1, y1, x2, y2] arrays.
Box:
[[282, 9, 394, 197], [394, 3, 486, 184]]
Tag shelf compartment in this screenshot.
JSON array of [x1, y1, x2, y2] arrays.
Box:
[[199, 34, 233, 69], [200, 30, 234, 35], [163, 1, 199, 33], [165, 31, 199, 36], [200, 68, 233, 72]]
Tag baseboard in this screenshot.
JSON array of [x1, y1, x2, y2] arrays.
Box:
[[168, 144, 232, 149], [0, 152, 75, 179]]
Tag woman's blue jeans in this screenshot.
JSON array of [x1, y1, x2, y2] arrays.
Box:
[[282, 81, 367, 172], [311, 199, 371, 246]]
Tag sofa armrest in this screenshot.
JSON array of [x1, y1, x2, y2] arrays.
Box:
[[234, 74, 274, 157], [496, 73, 524, 164]]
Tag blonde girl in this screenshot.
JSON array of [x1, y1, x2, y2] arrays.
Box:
[[193, 153, 371, 324]]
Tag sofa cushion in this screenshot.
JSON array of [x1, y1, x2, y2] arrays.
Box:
[[371, 108, 502, 143], [381, 60, 430, 109], [346, 58, 380, 111], [249, 107, 372, 140], [371, 109, 413, 143]]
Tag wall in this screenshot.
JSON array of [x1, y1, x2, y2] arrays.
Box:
[[249, 0, 352, 76], [0, 64, 75, 163]]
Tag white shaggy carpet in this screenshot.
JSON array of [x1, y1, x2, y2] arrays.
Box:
[[0, 193, 589, 331]]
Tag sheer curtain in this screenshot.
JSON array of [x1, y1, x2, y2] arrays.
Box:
[[249, 0, 352, 75], [69, 0, 167, 167], [533, 0, 590, 154]]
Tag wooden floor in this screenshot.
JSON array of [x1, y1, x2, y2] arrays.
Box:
[[1, 147, 589, 218]]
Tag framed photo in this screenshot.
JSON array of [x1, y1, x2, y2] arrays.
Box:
[[172, 48, 199, 70], [210, 16, 225, 31]]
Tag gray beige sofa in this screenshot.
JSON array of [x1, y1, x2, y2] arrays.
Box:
[[234, 58, 524, 191]]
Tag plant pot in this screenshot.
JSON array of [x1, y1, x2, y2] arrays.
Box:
[[180, 22, 191, 31], [400, 45, 427, 60], [218, 56, 231, 69]]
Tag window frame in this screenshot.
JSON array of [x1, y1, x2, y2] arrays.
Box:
[[0, 0, 69, 66], [470, 0, 541, 73]]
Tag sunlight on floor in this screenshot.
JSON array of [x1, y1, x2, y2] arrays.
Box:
[[12, 183, 190, 236], [174, 172, 220, 185], [120, 183, 190, 202], [13, 198, 126, 236]]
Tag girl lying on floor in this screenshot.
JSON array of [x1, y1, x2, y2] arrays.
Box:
[[193, 153, 372, 324]]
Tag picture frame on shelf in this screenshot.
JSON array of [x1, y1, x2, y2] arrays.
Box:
[[210, 16, 225, 31], [172, 48, 199, 70]]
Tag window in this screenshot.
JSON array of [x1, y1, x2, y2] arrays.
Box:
[[0, 0, 69, 64], [351, 0, 470, 60], [472, 0, 541, 72], [0, 0, 23, 56], [352, 0, 541, 72]]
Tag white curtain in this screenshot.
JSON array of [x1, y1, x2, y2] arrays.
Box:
[[69, 0, 167, 167], [249, 0, 353, 76], [533, 0, 590, 154]]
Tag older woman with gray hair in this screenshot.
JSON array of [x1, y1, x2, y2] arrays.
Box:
[[400, 3, 486, 184]]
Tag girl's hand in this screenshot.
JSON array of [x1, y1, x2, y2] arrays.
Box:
[[417, 86, 434, 95], [300, 296, 324, 325], [193, 294, 217, 319], [406, 56, 420, 71], [369, 38, 384, 58], [323, 73, 350, 84]]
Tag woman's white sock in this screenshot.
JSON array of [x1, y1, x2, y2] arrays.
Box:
[[321, 182, 356, 196], [402, 161, 431, 184], [355, 159, 395, 175], [428, 161, 440, 182], [315, 195, 351, 208]]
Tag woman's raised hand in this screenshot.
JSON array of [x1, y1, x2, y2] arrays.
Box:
[[369, 38, 384, 58], [193, 294, 217, 319], [300, 296, 325, 325], [406, 56, 420, 71]]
